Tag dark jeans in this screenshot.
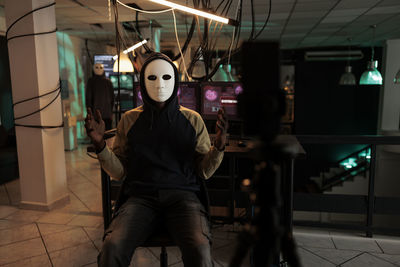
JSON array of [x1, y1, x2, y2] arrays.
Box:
[[98, 189, 213, 267]]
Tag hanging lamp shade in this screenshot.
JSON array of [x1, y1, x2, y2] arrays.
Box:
[[113, 53, 134, 73], [339, 66, 357, 85], [225, 64, 237, 81], [394, 68, 400, 84], [212, 64, 229, 81], [359, 60, 383, 85]]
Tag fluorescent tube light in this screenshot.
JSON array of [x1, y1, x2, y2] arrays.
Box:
[[113, 39, 148, 60], [148, 0, 229, 24]]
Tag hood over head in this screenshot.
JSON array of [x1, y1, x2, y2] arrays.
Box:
[[139, 52, 179, 111]]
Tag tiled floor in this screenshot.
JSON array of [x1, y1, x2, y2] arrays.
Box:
[[1, 145, 400, 266]]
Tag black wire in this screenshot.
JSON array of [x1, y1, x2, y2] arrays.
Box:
[[6, 2, 63, 129], [7, 28, 57, 42], [252, 0, 272, 40], [85, 39, 94, 65], [135, 11, 152, 53], [5, 2, 56, 40], [14, 122, 64, 129], [14, 85, 61, 121], [250, 0, 255, 39], [13, 83, 60, 107]]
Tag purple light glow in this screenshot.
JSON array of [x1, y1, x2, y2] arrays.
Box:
[[205, 89, 218, 101], [235, 85, 243, 95]]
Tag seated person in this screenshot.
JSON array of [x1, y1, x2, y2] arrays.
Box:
[[85, 52, 228, 267]]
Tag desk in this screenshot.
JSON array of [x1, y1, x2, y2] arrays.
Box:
[[209, 135, 305, 236]]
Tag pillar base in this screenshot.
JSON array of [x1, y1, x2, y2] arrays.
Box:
[[19, 194, 70, 211]]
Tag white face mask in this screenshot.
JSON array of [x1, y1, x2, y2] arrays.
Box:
[[144, 59, 175, 103], [93, 63, 104, 76]]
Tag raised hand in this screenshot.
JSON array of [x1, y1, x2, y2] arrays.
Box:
[[84, 108, 106, 151], [214, 107, 229, 151]]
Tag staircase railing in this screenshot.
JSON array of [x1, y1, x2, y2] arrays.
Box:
[[295, 135, 400, 237], [321, 145, 371, 190]]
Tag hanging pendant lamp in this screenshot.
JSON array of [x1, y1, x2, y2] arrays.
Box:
[[359, 25, 383, 85], [113, 53, 134, 73], [339, 38, 356, 85]]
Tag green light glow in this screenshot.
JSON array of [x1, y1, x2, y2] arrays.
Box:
[[57, 32, 87, 140], [359, 69, 383, 85]]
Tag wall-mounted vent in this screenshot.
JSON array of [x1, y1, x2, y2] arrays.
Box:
[[304, 50, 364, 61]]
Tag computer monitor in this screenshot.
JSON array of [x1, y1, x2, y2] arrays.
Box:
[[133, 82, 200, 111], [109, 74, 134, 89], [178, 82, 199, 111], [201, 82, 243, 120]]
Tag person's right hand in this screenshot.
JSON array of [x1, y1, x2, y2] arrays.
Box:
[[84, 108, 106, 151]]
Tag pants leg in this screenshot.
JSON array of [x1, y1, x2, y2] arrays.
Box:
[[161, 190, 213, 267], [98, 196, 159, 267]]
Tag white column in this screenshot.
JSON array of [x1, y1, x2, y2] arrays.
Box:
[[5, 0, 69, 210], [380, 39, 400, 131]]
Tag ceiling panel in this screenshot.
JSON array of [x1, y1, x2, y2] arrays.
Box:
[[26, 0, 396, 49]]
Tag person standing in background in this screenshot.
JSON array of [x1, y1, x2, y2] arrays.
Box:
[[86, 63, 114, 130]]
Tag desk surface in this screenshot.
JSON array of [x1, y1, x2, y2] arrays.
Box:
[[223, 135, 306, 158]]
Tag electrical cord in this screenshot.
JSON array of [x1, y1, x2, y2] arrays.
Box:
[[5, 2, 56, 40], [251, 0, 272, 40], [13, 85, 61, 121], [6, 1, 63, 129], [13, 81, 63, 129], [172, 10, 190, 80], [117, 0, 172, 14], [7, 28, 57, 43]]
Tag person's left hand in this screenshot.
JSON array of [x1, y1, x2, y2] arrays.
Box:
[[214, 107, 229, 151]]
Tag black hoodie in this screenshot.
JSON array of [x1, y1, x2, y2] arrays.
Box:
[[97, 53, 224, 193]]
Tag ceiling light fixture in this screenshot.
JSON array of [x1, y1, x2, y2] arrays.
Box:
[[360, 25, 383, 85], [113, 39, 148, 60], [339, 38, 356, 85], [148, 0, 232, 25], [113, 53, 134, 73]]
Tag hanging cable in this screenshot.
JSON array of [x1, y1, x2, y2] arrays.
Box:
[[172, 9, 190, 80], [6, 1, 63, 129], [252, 0, 272, 40], [14, 86, 61, 121], [117, 0, 172, 14], [5, 2, 55, 40]]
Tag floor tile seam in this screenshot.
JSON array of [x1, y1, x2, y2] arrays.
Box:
[[367, 252, 400, 267], [0, 220, 36, 232], [0, 252, 49, 266], [146, 247, 162, 260], [375, 239, 386, 253], [300, 246, 340, 266], [331, 236, 338, 249], [82, 226, 102, 253], [37, 212, 80, 226], [46, 240, 96, 255], [34, 222, 55, 267], [337, 251, 365, 266], [36, 223, 82, 238], [66, 188, 94, 212], [67, 172, 101, 191], [3, 183, 13, 206], [0, 234, 42, 248], [73, 166, 101, 187]]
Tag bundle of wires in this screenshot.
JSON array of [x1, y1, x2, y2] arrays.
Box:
[[6, 2, 63, 129]]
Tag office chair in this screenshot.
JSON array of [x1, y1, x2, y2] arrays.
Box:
[[100, 169, 175, 267], [99, 129, 211, 267]]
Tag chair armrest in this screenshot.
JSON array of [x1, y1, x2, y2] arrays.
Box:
[[104, 128, 117, 140]]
